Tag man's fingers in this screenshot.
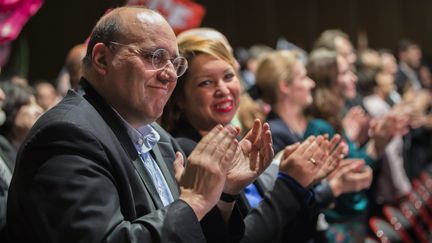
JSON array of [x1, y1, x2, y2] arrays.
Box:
[[210, 125, 238, 155], [173, 152, 185, 183], [211, 125, 239, 164], [222, 139, 239, 172]]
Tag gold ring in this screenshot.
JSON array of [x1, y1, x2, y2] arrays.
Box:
[[308, 157, 317, 165]]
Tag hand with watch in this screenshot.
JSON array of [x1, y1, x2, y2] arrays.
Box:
[[216, 119, 273, 221]]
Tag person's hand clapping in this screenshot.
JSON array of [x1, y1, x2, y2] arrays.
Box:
[[328, 159, 373, 197], [224, 119, 274, 195], [313, 134, 347, 183], [279, 136, 327, 187], [174, 125, 239, 220]]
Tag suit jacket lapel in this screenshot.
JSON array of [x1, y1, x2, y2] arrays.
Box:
[[151, 144, 179, 199], [132, 156, 164, 208], [80, 78, 165, 209]]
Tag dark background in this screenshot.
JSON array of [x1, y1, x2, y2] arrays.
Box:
[[5, 0, 432, 82]]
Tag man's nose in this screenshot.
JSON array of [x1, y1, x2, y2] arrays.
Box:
[[157, 67, 177, 83]]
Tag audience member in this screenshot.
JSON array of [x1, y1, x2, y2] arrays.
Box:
[[0, 81, 42, 233], [313, 29, 357, 69], [0, 82, 42, 162], [394, 39, 432, 178], [9, 75, 29, 88], [239, 44, 273, 91], [379, 49, 401, 105], [255, 49, 371, 241], [34, 81, 60, 111], [177, 27, 233, 54], [57, 43, 87, 97], [361, 70, 411, 207], [395, 39, 425, 94], [305, 48, 382, 242]]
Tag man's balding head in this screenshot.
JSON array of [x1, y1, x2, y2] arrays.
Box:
[[83, 7, 170, 70], [81, 6, 179, 126]]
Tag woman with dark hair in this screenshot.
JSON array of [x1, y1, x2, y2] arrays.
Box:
[[255, 49, 373, 242], [0, 81, 42, 231], [304, 48, 402, 242], [0, 82, 42, 164]]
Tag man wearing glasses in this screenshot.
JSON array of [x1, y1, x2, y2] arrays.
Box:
[[6, 6, 265, 243]]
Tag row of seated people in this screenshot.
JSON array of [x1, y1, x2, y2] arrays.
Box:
[[1, 7, 432, 242], [158, 27, 432, 242]]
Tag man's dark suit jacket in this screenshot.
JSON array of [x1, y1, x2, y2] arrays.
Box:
[[6, 79, 242, 243]]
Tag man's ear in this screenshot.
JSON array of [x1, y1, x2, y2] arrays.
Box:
[[92, 43, 110, 76]]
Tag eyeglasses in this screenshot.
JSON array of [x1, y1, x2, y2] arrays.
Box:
[[108, 41, 188, 77]]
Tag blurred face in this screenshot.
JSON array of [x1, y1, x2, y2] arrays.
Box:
[[336, 55, 358, 100], [335, 36, 357, 68], [14, 98, 43, 137], [406, 45, 422, 69], [376, 72, 396, 97], [101, 12, 179, 127], [285, 61, 315, 107], [181, 54, 240, 132], [36, 84, 58, 111], [380, 53, 398, 75]]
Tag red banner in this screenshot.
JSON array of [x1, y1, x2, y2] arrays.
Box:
[[0, 0, 43, 65], [0, 0, 43, 44], [126, 0, 205, 34]]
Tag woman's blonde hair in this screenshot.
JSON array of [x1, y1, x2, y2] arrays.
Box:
[[255, 50, 300, 106]]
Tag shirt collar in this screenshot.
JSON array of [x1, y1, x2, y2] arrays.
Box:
[[112, 109, 160, 154]]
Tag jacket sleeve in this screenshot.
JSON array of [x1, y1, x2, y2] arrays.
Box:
[[241, 178, 310, 243], [7, 122, 205, 243], [312, 181, 335, 213]]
